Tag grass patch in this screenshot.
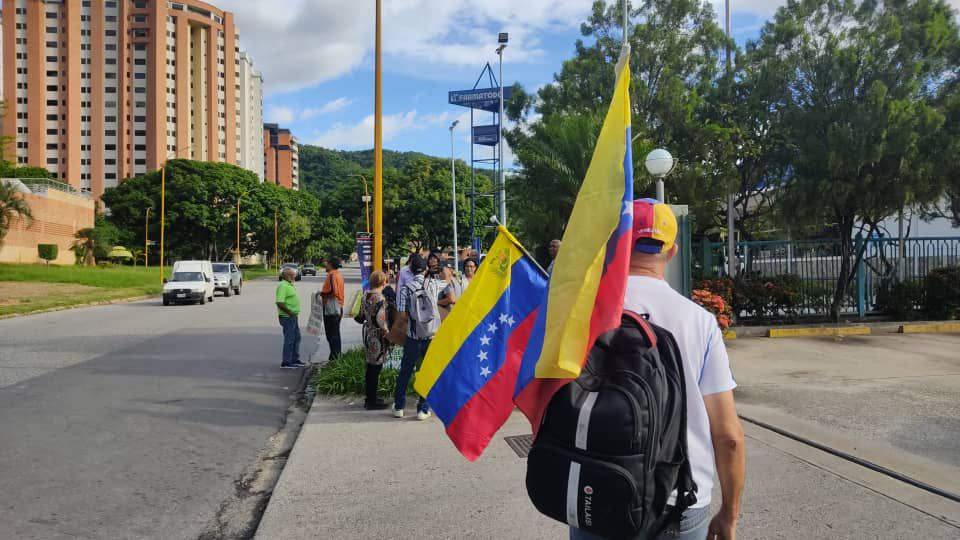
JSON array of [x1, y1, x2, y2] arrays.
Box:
[[0, 263, 167, 317], [312, 347, 413, 396], [239, 264, 278, 281]]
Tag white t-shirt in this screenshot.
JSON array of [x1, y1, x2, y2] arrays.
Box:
[[623, 275, 736, 509]]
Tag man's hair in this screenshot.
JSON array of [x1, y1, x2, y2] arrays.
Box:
[[327, 257, 342, 270], [282, 267, 295, 277], [409, 254, 427, 274], [369, 270, 387, 289]]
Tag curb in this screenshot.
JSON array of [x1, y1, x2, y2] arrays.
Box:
[[766, 326, 871, 338], [899, 322, 960, 334], [722, 330, 737, 341], [0, 294, 156, 320]]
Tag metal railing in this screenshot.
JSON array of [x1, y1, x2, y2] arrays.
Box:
[[13, 177, 82, 196], [694, 236, 960, 317]]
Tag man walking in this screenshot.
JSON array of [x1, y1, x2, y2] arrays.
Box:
[[276, 267, 305, 369], [392, 254, 442, 420], [547, 239, 561, 274], [571, 199, 745, 540]]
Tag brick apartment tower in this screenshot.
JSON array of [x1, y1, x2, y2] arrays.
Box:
[[263, 123, 298, 190], [1, 0, 262, 198]]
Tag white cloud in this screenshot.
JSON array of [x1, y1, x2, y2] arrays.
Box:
[[299, 98, 354, 121], [311, 109, 462, 149], [265, 105, 295, 124], [217, 0, 592, 95]]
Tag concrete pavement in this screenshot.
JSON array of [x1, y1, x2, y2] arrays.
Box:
[[257, 333, 960, 539], [0, 272, 336, 539]]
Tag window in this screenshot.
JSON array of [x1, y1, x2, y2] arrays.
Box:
[[106, 29, 117, 37], [46, 13, 58, 19], [135, 130, 147, 136], [105, 144, 116, 151], [46, 143, 59, 150], [135, 1, 147, 7], [82, 1, 91, 7], [46, 99, 58, 106], [134, 116, 146, 122], [133, 29, 148, 37], [106, 58, 117, 65], [105, 130, 116, 137], [105, 101, 117, 108], [105, 87, 116, 94], [46, 41, 58, 48], [105, 44, 117, 51], [105, 73, 117, 79], [46, 85, 58, 92], [134, 87, 146, 94], [106, 15, 117, 22], [135, 101, 146, 108], [46, 55, 58, 62], [135, 144, 147, 151], [105, 173, 117, 180], [106, 1, 117, 7], [46, 128, 57, 135], [134, 58, 146, 65], [133, 15, 147, 23], [105, 159, 116, 165], [134, 73, 146, 79], [135, 159, 147, 165], [105, 116, 117, 122], [134, 44, 147, 51]]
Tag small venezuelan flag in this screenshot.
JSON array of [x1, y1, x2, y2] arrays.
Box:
[[414, 227, 548, 461]]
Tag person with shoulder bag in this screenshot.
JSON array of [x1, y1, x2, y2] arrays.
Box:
[[360, 271, 392, 410], [391, 254, 441, 420], [320, 257, 345, 361]]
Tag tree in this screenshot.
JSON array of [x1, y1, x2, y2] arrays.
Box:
[[0, 181, 33, 249], [748, 0, 960, 319], [37, 244, 58, 265], [506, 0, 734, 244]]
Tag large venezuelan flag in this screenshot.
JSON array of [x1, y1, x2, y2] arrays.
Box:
[[414, 227, 548, 461], [514, 50, 634, 432]]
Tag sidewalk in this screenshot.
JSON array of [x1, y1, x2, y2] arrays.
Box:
[[256, 398, 959, 539]]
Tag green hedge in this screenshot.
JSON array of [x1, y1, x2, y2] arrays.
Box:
[[37, 244, 58, 263], [312, 347, 413, 396], [876, 279, 925, 320], [924, 266, 960, 320]]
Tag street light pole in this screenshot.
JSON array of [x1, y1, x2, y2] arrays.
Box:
[[496, 35, 508, 226], [373, 0, 384, 272], [159, 166, 165, 284], [144, 207, 150, 269], [725, 0, 737, 279], [351, 174, 371, 233], [450, 120, 459, 272]]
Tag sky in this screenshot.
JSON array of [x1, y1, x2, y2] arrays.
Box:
[[216, 0, 960, 165]]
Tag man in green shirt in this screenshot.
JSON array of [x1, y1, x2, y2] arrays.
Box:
[[276, 267, 305, 368]]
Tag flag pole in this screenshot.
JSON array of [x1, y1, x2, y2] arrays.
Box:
[[489, 217, 548, 277]]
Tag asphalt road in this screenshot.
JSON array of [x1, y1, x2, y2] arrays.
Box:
[[0, 271, 342, 539]]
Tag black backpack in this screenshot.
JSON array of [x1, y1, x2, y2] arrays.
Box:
[[525, 311, 697, 539]]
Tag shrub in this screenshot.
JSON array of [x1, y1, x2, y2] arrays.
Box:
[[312, 347, 411, 396], [693, 277, 734, 307], [734, 273, 802, 320], [37, 244, 58, 265], [876, 279, 925, 320], [691, 289, 733, 330], [924, 266, 960, 320]]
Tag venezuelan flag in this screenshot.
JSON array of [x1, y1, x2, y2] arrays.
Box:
[[414, 227, 548, 461], [514, 49, 634, 432]]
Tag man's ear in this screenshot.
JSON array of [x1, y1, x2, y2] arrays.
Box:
[[665, 244, 679, 262]]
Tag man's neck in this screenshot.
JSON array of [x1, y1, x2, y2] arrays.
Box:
[[628, 266, 665, 281]]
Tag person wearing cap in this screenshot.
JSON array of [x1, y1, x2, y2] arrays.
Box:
[[575, 198, 744, 540]]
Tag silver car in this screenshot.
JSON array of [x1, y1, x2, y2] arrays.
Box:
[[212, 262, 243, 297]]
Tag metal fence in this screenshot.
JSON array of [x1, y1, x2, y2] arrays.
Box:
[[694, 236, 960, 317]]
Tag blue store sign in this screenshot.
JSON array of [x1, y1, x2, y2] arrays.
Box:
[[448, 87, 514, 113]]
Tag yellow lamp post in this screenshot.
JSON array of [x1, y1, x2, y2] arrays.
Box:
[[144, 207, 150, 269], [373, 0, 383, 271], [350, 173, 372, 233]]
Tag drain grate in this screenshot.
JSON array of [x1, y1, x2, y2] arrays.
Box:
[[504, 434, 534, 458]]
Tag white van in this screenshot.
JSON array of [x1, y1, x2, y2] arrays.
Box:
[[163, 260, 215, 305]]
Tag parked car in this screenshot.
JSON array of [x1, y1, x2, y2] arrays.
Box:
[[212, 262, 243, 296], [163, 260, 215, 305], [302, 264, 317, 277], [278, 263, 302, 281]]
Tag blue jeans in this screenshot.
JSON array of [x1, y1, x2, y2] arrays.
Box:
[[394, 336, 431, 413], [569, 505, 711, 540], [279, 315, 301, 366]]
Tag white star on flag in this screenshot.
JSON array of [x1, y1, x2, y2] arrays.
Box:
[[506, 316, 516, 327], [487, 323, 498, 333], [622, 200, 632, 216], [480, 366, 492, 378], [499, 313, 510, 324], [478, 350, 488, 362], [480, 335, 491, 346]]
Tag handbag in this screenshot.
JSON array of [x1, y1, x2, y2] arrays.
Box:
[[386, 315, 408, 346], [323, 296, 342, 316]]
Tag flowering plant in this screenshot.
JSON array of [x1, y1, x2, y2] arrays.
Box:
[[692, 289, 734, 330]]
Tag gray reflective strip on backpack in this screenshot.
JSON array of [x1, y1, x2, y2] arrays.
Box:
[[566, 391, 598, 528], [566, 462, 581, 528]]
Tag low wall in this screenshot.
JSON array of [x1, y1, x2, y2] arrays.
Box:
[[0, 188, 95, 265]]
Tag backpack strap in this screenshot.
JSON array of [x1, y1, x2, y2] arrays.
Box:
[[622, 310, 657, 347]]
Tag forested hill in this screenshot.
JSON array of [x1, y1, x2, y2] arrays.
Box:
[[298, 145, 434, 194]]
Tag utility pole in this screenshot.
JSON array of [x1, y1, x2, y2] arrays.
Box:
[[373, 0, 384, 272], [160, 166, 166, 284], [725, 0, 737, 279], [144, 208, 150, 269]]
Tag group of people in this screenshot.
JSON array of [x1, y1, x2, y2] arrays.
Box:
[[274, 201, 744, 539], [275, 258, 345, 369], [360, 250, 479, 417]]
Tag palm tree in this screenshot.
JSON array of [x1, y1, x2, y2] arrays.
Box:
[[0, 180, 33, 249]]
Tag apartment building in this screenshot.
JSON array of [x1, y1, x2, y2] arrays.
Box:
[[235, 50, 262, 180], [263, 122, 298, 190], [1, 0, 263, 198]]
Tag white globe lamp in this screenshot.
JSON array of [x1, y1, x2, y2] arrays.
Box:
[[644, 148, 674, 201]]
